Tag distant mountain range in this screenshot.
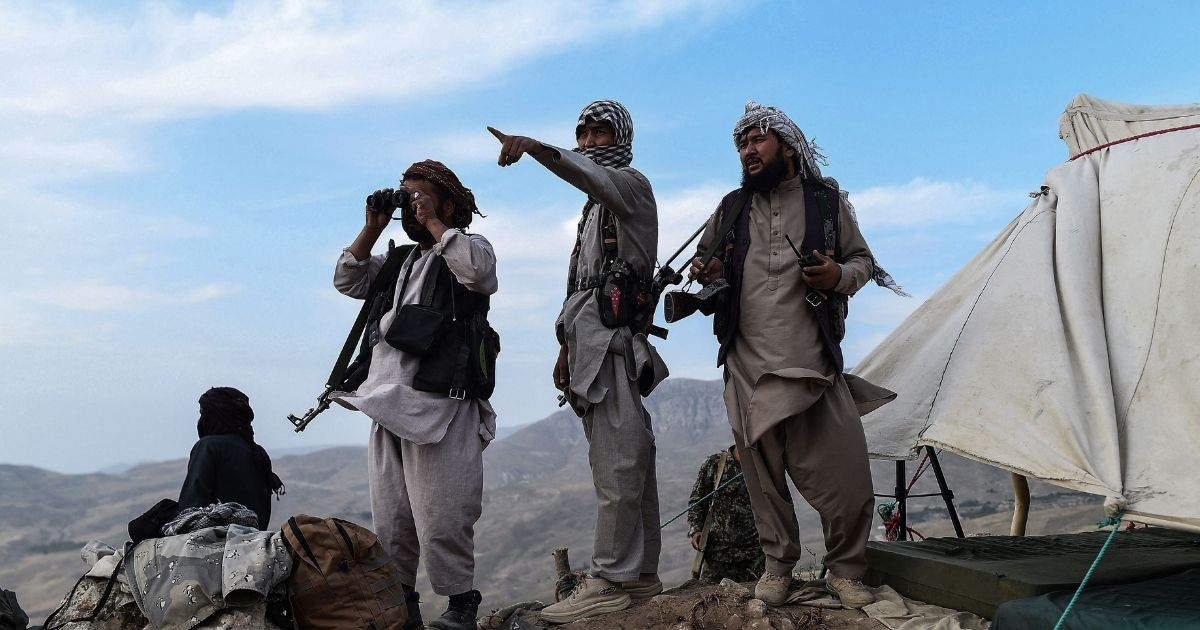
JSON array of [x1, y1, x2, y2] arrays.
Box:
[[0, 378, 1102, 622]]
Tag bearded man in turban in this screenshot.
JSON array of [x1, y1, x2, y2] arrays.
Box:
[[332, 160, 496, 630], [489, 100, 667, 623], [689, 103, 903, 609]]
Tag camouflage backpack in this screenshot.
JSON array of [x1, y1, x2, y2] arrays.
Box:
[[280, 515, 408, 630]]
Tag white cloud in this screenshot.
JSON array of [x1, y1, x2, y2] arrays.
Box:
[[0, 1, 723, 121], [27, 282, 241, 312], [0, 0, 728, 185], [407, 123, 578, 166], [654, 182, 735, 266], [852, 177, 1020, 230]]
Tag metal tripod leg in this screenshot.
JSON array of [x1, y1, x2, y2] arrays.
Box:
[[924, 445, 965, 538]]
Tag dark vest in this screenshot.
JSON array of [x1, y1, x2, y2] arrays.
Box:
[[409, 256, 495, 398], [712, 180, 846, 371], [367, 250, 497, 399]]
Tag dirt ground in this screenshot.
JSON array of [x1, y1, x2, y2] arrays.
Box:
[[479, 579, 884, 630]]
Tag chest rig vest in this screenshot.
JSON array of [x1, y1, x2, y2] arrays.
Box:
[[567, 201, 661, 338], [365, 245, 499, 400]]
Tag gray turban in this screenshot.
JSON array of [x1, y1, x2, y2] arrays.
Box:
[[732, 101, 826, 183]]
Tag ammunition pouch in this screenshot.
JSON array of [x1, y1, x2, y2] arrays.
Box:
[[582, 258, 656, 335]]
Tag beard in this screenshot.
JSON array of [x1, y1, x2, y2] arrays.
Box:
[[740, 146, 790, 192], [401, 218, 434, 247], [400, 200, 438, 247]]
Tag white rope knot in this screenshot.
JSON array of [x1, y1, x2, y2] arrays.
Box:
[[1103, 496, 1128, 519]]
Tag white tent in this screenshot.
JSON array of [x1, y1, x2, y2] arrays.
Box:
[[854, 94, 1200, 532]]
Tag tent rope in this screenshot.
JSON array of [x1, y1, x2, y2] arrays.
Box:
[[1052, 512, 1125, 630], [876, 450, 935, 541], [659, 472, 744, 530], [1069, 123, 1200, 160]]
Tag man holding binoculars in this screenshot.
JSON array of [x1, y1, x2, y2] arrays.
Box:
[[332, 159, 497, 630]]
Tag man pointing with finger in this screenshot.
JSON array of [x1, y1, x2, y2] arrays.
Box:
[[490, 100, 667, 623], [689, 102, 903, 609]]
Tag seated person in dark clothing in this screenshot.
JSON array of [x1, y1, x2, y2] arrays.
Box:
[[179, 387, 285, 528]]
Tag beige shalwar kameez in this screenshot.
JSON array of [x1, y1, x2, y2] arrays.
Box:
[[699, 174, 879, 579], [331, 229, 497, 596], [533, 146, 668, 582]]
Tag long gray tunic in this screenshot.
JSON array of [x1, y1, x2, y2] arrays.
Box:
[[533, 147, 667, 409], [532, 144, 665, 582]]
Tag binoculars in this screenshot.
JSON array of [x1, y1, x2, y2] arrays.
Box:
[[663, 278, 730, 323], [365, 188, 413, 220]]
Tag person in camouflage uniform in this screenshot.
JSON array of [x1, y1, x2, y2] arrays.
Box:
[[687, 446, 765, 582]]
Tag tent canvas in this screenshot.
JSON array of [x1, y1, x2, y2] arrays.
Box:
[[854, 94, 1200, 532]]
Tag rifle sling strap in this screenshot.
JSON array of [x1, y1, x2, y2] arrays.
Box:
[[326, 243, 416, 388], [699, 188, 752, 268]]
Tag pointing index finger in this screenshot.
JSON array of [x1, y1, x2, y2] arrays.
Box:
[[486, 126, 507, 143]]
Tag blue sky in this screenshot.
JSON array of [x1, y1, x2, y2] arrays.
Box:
[[2, 1, 1198, 473]]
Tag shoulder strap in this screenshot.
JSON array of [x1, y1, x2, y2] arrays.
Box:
[[699, 188, 752, 268], [327, 243, 416, 388], [815, 185, 840, 257], [287, 516, 322, 570], [597, 205, 619, 266], [43, 555, 123, 630], [801, 181, 841, 259]]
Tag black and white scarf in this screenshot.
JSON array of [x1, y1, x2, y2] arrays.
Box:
[[565, 100, 636, 294], [573, 99, 634, 168]]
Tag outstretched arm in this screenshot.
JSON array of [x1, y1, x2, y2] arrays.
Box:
[[488, 126, 651, 220]]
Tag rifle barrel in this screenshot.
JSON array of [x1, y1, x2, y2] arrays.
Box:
[[661, 219, 710, 270]]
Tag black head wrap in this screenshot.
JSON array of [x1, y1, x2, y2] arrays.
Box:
[[197, 387, 284, 495]]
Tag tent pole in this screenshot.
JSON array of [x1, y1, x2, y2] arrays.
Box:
[[925, 446, 965, 538], [1010, 473, 1030, 536], [895, 459, 907, 541]]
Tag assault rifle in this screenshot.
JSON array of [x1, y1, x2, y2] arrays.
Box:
[[287, 242, 415, 432], [287, 357, 371, 432], [649, 219, 712, 328]]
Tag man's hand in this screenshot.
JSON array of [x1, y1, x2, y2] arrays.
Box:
[[408, 189, 450, 244], [689, 256, 724, 285], [488, 126, 545, 167], [552, 344, 570, 391], [690, 531, 703, 551], [801, 250, 841, 291], [363, 191, 394, 231]]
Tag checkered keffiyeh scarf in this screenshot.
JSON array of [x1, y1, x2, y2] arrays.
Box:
[[573, 99, 634, 168], [161, 502, 259, 536], [733, 101, 827, 182], [733, 101, 908, 297]]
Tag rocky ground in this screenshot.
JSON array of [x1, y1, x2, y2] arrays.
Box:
[[479, 579, 881, 630]]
